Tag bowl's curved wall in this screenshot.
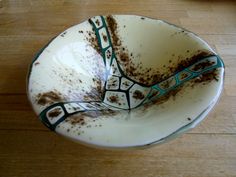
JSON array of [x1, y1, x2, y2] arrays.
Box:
[[27, 15, 224, 148]]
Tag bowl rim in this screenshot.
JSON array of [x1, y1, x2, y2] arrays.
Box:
[[26, 14, 225, 149]]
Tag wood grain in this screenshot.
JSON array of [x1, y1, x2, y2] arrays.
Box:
[[0, 0, 236, 177]]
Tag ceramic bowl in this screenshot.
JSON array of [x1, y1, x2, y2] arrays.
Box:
[[27, 15, 224, 149]]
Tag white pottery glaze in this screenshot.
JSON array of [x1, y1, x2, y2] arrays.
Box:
[[27, 15, 224, 149]]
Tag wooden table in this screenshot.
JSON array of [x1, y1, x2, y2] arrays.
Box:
[[0, 0, 236, 176]]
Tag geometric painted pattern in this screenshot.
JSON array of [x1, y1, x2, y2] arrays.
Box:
[[37, 16, 224, 130]]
